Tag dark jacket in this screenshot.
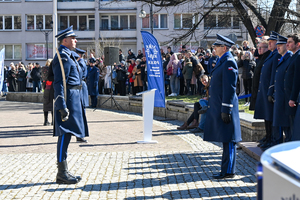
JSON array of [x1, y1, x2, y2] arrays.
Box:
[[17, 68, 26, 92], [31, 67, 41, 81], [43, 62, 54, 112], [116, 65, 127, 82], [284, 49, 300, 116], [249, 50, 271, 110], [119, 54, 125, 63], [127, 53, 136, 63], [182, 62, 193, 80], [136, 53, 144, 60], [241, 59, 256, 79]]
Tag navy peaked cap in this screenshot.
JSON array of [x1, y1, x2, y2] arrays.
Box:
[[55, 26, 77, 41], [75, 48, 86, 54], [89, 57, 96, 63], [268, 31, 279, 41], [276, 34, 288, 45], [213, 34, 235, 48]]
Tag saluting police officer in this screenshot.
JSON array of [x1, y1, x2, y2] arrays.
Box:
[[204, 34, 241, 179], [254, 31, 281, 150], [86, 57, 99, 108], [268, 35, 293, 145], [52, 26, 89, 184], [284, 34, 300, 141]]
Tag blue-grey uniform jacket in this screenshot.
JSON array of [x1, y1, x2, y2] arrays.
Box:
[[52, 45, 89, 138], [270, 51, 293, 127], [204, 51, 241, 143], [86, 66, 99, 96]]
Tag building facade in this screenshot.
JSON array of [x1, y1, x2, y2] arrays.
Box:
[[0, 0, 248, 65]]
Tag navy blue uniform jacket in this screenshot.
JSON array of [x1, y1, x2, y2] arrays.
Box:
[[86, 66, 99, 96], [204, 52, 241, 143], [254, 49, 280, 121], [52, 45, 89, 138], [78, 58, 89, 108], [284, 50, 300, 116], [271, 51, 293, 127]]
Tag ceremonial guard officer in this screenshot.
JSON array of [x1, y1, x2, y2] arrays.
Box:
[[52, 26, 89, 184], [204, 34, 241, 179], [284, 34, 300, 141], [86, 57, 99, 108], [268, 34, 292, 144], [72, 49, 89, 143], [75, 48, 89, 108], [254, 31, 281, 149]]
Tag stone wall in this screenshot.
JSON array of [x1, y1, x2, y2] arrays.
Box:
[[5, 92, 266, 142]]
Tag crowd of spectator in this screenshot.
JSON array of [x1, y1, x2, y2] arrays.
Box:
[[1, 40, 260, 102]]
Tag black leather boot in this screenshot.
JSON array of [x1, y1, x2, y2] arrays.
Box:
[[56, 160, 81, 184]]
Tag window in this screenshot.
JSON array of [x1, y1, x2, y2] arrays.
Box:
[[26, 43, 53, 59], [218, 15, 231, 28], [111, 16, 118, 30], [101, 16, 109, 30], [174, 14, 197, 29], [204, 15, 216, 29], [120, 15, 128, 29], [130, 15, 136, 29], [0, 15, 21, 30], [26, 15, 52, 30], [142, 14, 168, 29], [204, 14, 240, 29], [59, 15, 95, 31], [0, 44, 22, 60], [100, 15, 136, 30]]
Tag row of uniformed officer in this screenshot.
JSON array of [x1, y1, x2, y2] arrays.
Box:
[[255, 32, 300, 150]]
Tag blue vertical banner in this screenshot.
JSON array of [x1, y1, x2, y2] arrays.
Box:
[[141, 31, 165, 108], [0, 48, 4, 91]]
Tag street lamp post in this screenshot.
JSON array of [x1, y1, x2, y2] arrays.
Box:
[[38, 21, 53, 60], [139, 0, 154, 34]]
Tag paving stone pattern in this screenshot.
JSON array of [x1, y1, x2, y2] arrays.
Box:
[[0, 100, 257, 199]]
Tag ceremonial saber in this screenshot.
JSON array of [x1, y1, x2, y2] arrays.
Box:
[[56, 48, 67, 102]]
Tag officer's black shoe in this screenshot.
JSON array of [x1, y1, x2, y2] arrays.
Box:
[[43, 121, 51, 126], [56, 160, 80, 184], [76, 137, 88, 143], [260, 141, 272, 149], [212, 173, 235, 179]]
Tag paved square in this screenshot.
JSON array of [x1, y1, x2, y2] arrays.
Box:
[[0, 99, 257, 199]]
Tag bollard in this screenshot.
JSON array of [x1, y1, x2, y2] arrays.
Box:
[[256, 162, 263, 200]]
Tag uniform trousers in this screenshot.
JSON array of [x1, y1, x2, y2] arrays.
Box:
[[221, 142, 236, 174], [57, 133, 72, 162], [90, 95, 97, 107]]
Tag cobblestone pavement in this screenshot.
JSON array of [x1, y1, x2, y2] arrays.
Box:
[[0, 99, 257, 199]]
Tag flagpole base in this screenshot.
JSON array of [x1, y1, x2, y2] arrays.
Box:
[[137, 140, 158, 144]]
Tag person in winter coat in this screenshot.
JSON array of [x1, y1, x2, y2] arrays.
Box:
[[116, 61, 127, 96], [43, 59, 54, 126], [127, 58, 136, 95], [26, 64, 33, 92], [16, 64, 26, 92], [241, 51, 256, 105], [126, 49, 136, 63], [86, 58, 99, 108], [132, 59, 143, 93], [31, 63, 42, 92], [182, 58, 193, 95], [7, 63, 17, 92], [167, 54, 182, 96], [249, 40, 270, 111]]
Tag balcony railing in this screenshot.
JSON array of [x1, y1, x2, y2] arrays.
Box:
[[100, 27, 136, 30]]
